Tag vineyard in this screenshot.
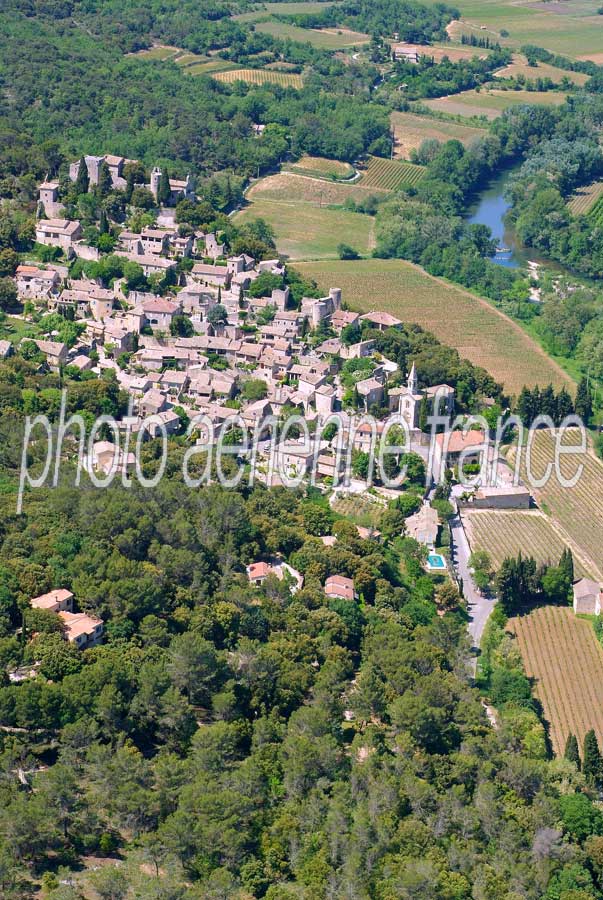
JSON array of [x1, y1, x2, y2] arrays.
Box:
[[510, 605, 603, 755], [588, 195, 603, 227], [567, 181, 603, 216], [211, 67, 304, 88], [359, 156, 426, 191], [463, 510, 588, 576], [507, 430, 603, 581]]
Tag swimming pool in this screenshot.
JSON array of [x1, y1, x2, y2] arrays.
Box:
[[426, 553, 447, 571]]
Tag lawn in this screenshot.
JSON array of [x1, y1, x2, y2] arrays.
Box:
[[211, 68, 304, 88], [439, 0, 603, 60], [567, 181, 603, 216], [254, 20, 370, 48], [509, 605, 603, 755], [507, 429, 603, 580], [463, 509, 589, 576], [293, 258, 573, 394], [390, 110, 487, 158], [0, 316, 41, 345], [424, 87, 568, 120], [246, 172, 387, 206], [235, 198, 374, 260]]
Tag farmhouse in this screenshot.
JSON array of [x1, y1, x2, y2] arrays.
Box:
[[573, 578, 602, 615], [405, 503, 439, 548]]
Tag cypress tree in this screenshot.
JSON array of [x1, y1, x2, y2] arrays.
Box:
[[565, 733, 581, 770], [157, 169, 171, 206], [555, 386, 574, 425], [583, 728, 601, 784], [75, 156, 89, 195], [541, 383, 557, 421], [575, 377, 593, 426], [99, 208, 109, 235], [559, 548, 574, 586], [97, 160, 113, 197]]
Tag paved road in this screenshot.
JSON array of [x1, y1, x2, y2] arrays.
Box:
[[449, 511, 497, 669]]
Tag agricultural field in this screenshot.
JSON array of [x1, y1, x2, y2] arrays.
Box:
[[509, 605, 603, 755], [294, 258, 573, 394], [423, 87, 568, 120], [439, 0, 603, 60], [390, 110, 487, 158], [493, 53, 590, 86], [463, 510, 589, 576], [332, 493, 385, 528], [507, 430, 603, 581], [359, 156, 426, 190], [286, 156, 355, 180], [235, 198, 374, 260], [391, 41, 491, 63], [254, 20, 370, 48], [212, 67, 304, 88], [589, 196, 603, 228], [246, 172, 386, 206], [567, 181, 603, 216]]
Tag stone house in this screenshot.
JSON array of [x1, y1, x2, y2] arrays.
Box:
[[35, 219, 82, 252]]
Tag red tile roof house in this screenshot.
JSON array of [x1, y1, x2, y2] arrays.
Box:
[[325, 575, 357, 601], [246, 561, 273, 586]]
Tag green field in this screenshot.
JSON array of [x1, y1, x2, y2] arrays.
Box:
[[359, 156, 426, 190], [424, 87, 568, 120], [293, 258, 573, 394], [235, 199, 374, 260], [494, 54, 590, 86], [390, 110, 487, 157], [440, 0, 603, 60], [254, 20, 370, 48]]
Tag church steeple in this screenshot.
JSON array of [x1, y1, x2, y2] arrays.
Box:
[[408, 361, 418, 394]]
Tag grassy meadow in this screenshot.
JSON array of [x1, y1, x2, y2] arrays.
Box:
[[390, 111, 487, 157], [254, 20, 370, 48], [293, 258, 573, 394], [235, 199, 374, 260]]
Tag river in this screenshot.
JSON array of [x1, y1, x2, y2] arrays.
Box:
[[467, 167, 530, 270]]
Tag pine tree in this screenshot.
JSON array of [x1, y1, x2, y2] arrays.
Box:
[[575, 377, 593, 426], [75, 156, 89, 195], [565, 733, 581, 769], [157, 169, 171, 206], [97, 160, 113, 197], [583, 729, 601, 784]]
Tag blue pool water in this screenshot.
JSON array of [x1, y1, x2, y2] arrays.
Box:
[[427, 553, 446, 569]]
